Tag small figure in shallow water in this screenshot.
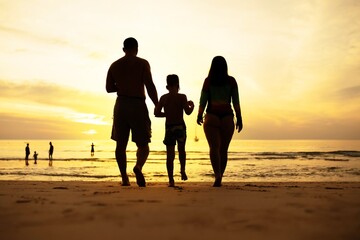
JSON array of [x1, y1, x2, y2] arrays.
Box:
[[33, 151, 38, 164], [25, 143, 30, 166], [49, 142, 54, 166], [91, 143, 95, 156]]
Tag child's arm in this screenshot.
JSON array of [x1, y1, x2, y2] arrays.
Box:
[[154, 97, 166, 118], [183, 95, 194, 115]]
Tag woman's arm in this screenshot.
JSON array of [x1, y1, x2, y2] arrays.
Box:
[[231, 78, 243, 132], [197, 79, 209, 125]]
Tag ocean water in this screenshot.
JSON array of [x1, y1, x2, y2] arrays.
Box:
[[0, 139, 359, 182]]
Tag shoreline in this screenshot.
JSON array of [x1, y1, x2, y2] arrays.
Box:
[[1, 181, 359, 240]]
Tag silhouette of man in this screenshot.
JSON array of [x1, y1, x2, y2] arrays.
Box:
[[106, 37, 159, 187], [25, 143, 30, 166], [49, 142, 54, 166]]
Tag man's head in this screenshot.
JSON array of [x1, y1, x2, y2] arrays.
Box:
[[123, 37, 138, 55]]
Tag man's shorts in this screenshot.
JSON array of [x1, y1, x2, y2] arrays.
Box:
[[111, 96, 151, 146], [163, 123, 187, 146]]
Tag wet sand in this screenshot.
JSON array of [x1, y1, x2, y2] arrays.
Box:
[[0, 181, 359, 240]]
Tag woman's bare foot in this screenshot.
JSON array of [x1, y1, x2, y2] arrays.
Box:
[[168, 179, 175, 187], [181, 171, 188, 181], [213, 177, 222, 187]]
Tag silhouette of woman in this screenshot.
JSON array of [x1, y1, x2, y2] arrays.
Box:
[[197, 56, 243, 187]]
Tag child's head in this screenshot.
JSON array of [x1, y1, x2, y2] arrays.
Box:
[[166, 74, 179, 91]]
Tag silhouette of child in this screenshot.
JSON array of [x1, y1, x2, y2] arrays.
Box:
[[155, 74, 194, 187], [91, 143, 95, 156], [33, 151, 38, 164]]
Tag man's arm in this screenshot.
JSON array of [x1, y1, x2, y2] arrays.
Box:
[[145, 81, 158, 106], [143, 62, 158, 105], [106, 69, 117, 93], [154, 97, 165, 118]]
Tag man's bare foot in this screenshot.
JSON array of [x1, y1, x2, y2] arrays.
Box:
[[121, 176, 130, 186], [133, 167, 146, 187]]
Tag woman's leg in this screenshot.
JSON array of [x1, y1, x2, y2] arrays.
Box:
[[220, 116, 235, 175], [203, 114, 222, 185]]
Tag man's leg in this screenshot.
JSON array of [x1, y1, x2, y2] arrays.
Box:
[[131, 101, 151, 187], [116, 140, 130, 186], [133, 143, 149, 187]]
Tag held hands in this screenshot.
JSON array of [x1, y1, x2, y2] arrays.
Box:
[[188, 100, 194, 109], [185, 100, 195, 115], [197, 115, 203, 125]]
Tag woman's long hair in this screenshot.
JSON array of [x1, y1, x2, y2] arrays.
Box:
[[208, 56, 229, 86]]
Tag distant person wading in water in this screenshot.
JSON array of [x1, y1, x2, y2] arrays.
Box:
[[25, 143, 30, 166], [49, 142, 54, 166], [33, 151, 38, 164], [91, 143, 95, 156]]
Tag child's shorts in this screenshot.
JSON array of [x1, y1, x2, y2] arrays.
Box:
[[163, 123, 186, 146]]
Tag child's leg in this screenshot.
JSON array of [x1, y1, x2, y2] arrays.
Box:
[[166, 145, 175, 186], [178, 142, 187, 181]]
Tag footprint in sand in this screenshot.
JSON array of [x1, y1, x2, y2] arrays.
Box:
[[53, 187, 68, 190], [16, 199, 31, 204]]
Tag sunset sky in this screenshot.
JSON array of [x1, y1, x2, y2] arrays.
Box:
[[0, 0, 359, 140]]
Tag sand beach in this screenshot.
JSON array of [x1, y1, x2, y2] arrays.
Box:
[[0, 180, 359, 240]]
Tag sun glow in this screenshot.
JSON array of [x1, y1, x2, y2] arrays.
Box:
[[66, 113, 109, 125], [82, 129, 97, 135], [0, 0, 359, 140]]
